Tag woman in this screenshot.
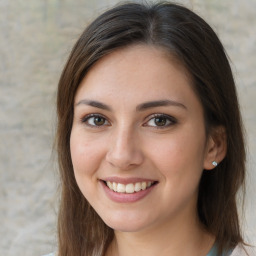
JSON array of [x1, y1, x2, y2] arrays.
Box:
[[49, 1, 255, 256]]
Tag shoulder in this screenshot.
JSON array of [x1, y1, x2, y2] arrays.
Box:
[[230, 244, 256, 256]]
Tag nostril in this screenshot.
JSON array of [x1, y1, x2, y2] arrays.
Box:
[[105, 147, 144, 169]]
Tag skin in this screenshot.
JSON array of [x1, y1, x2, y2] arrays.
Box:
[[70, 45, 226, 256]]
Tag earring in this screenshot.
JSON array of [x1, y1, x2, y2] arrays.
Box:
[[212, 161, 218, 167]]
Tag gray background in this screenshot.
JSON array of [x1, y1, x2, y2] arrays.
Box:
[[0, 0, 255, 255]]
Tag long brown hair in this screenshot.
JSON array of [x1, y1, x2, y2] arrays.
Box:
[[56, 2, 246, 255]]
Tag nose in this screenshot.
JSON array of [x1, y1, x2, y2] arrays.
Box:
[[105, 126, 144, 170]]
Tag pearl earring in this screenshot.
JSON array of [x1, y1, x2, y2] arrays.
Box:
[[212, 161, 218, 167]]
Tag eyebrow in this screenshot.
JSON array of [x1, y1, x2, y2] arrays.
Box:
[[136, 100, 187, 111], [75, 99, 187, 111], [76, 99, 112, 111]]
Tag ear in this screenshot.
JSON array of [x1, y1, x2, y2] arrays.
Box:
[[203, 126, 227, 170]]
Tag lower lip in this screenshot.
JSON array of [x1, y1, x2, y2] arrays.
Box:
[[101, 181, 156, 203]]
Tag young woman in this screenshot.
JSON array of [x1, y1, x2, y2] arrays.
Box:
[[47, 2, 255, 256]]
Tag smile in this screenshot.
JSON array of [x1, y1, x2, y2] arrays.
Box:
[[104, 181, 156, 193]]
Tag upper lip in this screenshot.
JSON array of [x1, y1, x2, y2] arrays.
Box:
[[101, 176, 158, 185]]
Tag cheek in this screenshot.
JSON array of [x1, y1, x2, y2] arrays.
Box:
[[70, 130, 103, 177], [148, 127, 206, 182], [70, 131, 104, 202]]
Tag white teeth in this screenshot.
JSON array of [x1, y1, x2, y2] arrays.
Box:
[[113, 182, 117, 192], [134, 182, 141, 192], [117, 183, 126, 193], [141, 182, 147, 190], [125, 183, 135, 193], [105, 181, 154, 193], [107, 181, 113, 190]]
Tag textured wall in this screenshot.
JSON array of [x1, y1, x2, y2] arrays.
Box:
[[0, 0, 255, 255]]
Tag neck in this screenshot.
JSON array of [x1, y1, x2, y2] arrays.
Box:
[[106, 213, 214, 256]]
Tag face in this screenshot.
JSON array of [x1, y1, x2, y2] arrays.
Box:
[[70, 45, 213, 233]]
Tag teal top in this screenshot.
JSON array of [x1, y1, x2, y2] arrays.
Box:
[[44, 244, 234, 256], [207, 243, 233, 256]]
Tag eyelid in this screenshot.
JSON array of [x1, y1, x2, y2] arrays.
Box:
[[143, 113, 177, 128], [79, 113, 176, 129], [81, 113, 111, 127]]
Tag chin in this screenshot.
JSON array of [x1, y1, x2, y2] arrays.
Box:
[[106, 222, 146, 233], [99, 211, 153, 233]]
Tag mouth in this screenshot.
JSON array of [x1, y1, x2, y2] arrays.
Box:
[[103, 180, 158, 194]]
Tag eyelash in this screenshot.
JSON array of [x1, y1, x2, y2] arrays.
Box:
[[81, 114, 110, 128], [80, 113, 177, 129], [143, 114, 177, 129]]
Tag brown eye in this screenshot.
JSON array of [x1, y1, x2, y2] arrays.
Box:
[[144, 114, 176, 128], [93, 116, 105, 126], [82, 114, 110, 127], [154, 116, 167, 126]]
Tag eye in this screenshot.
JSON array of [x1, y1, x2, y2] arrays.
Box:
[[81, 114, 110, 127], [144, 114, 176, 128]]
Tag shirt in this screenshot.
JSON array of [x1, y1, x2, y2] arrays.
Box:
[[43, 244, 256, 256]]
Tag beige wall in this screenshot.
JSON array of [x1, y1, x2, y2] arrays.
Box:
[[0, 1, 255, 255]]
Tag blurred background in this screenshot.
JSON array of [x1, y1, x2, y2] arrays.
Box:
[[0, 0, 255, 255]]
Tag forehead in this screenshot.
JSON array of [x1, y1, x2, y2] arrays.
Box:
[[75, 45, 194, 101]]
